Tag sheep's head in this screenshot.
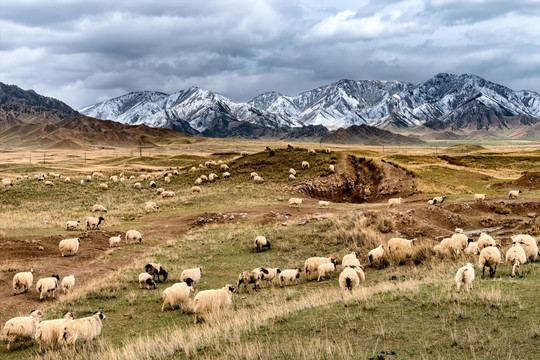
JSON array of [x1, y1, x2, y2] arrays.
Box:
[[161, 269, 168, 281], [93, 312, 106, 320], [52, 274, 60, 280], [276, 268, 281, 274], [226, 285, 237, 293], [30, 310, 43, 318], [467, 238, 473, 244], [185, 278, 194, 287], [330, 258, 338, 266], [146, 278, 156, 289], [98, 216, 105, 222], [62, 312, 75, 320]]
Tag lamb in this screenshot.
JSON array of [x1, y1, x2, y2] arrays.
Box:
[[387, 197, 403, 208], [505, 244, 527, 277], [99, 183, 108, 190], [61, 312, 106, 346], [250, 172, 258, 179], [304, 257, 338, 280], [302, 161, 310, 169], [289, 168, 296, 175], [64, 177, 70, 183], [254, 235, 271, 252], [477, 233, 496, 251], [91, 204, 107, 213], [109, 235, 122, 247], [59, 238, 80, 256], [34, 312, 74, 352], [237, 270, 264, 292], [318, 200, 330, 208], [451, 233, 473, 254], [512, 234, 538, 262], [368, 245, 385, 264], [220, 164, 229, 171], [145, 262, 168, 282], [161, 281, 194, 311], [195, 177, 203, 185], [126, 230, 143, 244], [342, 252, 361, 267], [387, 238, 415, 255], [288, 197, 303, 207], [508, 190, 522, 199], [66, 220, 80, 231], [193, 284, 236, 323], [191, 186, 201, 192], [253, 175, 264, 184], [138, 273, 157, 289], [164, 176, 171, 183], [36, 275, 60, 301], [61, 275, 75, 294], [317, 262, 336, 281], [329, 164, 335, 172], [432, 196, 447, 204], [145, 203, 158, 213], [223, 172, 231, 179], [455, 263, 475, 292], [180, 268, 203, 289], [3, 309, 43, 351], [289, 174, 296, 181], [133, 182, 142, 189], [308, 148, 316, 155], [474, 194, 487, 202], [478, 246, 501, 278], [464, 241, 480, 255], [279, 268, 301, 287], [13, 269, 33, 295], [161, 190, 176, 198], [85, 216, 104, 230], [254, 267, 281, 286]]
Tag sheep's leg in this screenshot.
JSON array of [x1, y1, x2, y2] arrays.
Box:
[[482, 266, 485, 279]]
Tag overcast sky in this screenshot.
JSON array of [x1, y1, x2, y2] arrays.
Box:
[[1, 0, 539, 109]]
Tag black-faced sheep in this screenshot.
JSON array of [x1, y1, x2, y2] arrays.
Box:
[[3, 309, 43, 351], [237, 270, 265, 292], [138, 273, 156, 289], [181, 268, 203, 289], [61, 312, 106, 346], [36, 275, 60, 301], [279, 268, 301, 287], [66, 220, 80, 231], [254, 235, 271, 252], [508, 190, 522, 199], [85, 216, 104, 230], [193, 285, 236, 324], [145, 263, 168, 282]]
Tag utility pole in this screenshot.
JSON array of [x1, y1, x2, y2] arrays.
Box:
[[435, 146, 438, 155], [43, 152, 46, 164], [29, 152, 31, 164], [139, 143, 142, 157], [382, 145, 385, 153], [84, 152, 87, 164]]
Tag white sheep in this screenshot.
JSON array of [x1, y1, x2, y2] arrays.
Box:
[[189, 166, 197, 172], [149, 180, 157, 188], [64, 177, 70, 183], [80, 179, 84, 185], [161, 281, 194, 311], [194, 177, 203, 185], [133, 182, 142, 189], [145, 204, 158, 213], [180, 268, 203, 289], [3, 309, 43, 351], [342, 252, 361, 267], [512, 234, 538, 262], [139, 272, 156, 289], [85, 175, 92, 182], [193, 284, 236, 324], [317, 262, 336, 281], [161, 190, 176, 198], [325, 148, 331, 154], [34, 312, 74, 352], [253, 267, 281, 287], [308, 148, 316, 155], [44, 180, 54, 187], [61, 275, 75, 294], [253, 175, 264, 184], [478, 233, 496, 251], [220, 164, 229, 171], [368, 245, 385, 264], [223, 172, 231, 179], [288, 197, 303, 207], [474, 194, 487, 202], [289, 168, 297, 175], [478, 246, 501, 278], [464, 241, 480, 255], [109, 235, 122, 247], [59, 238, 80, 257], [254, 235, 270, 252], [164, 176, 171, 183], [329, 164, 335, 172], [387, 197, 402, 208], [126, 230, 142, 244], [145, 201, 158, 208], [156, 187, 165, 195], [13, 269, 34, 295], [36, 275, 60, 301], [250, 172, 258, 179], [289, 174, 296, 181], [451, 233, 472, 254], [433, 244, 445, 257], [505, 244, 527, 277], [200, 175, 208, 182], [302, 161, 310, 169], [85, 216, 104, 230], [279, 268, 301, 287], [508, 190, 522, 199], [387, 238, 415, 255], [304, 257, 337, 280], [91, 204, 107, 212], [208, 173, 218, 182], [191, 186, 201, 192], [66, 220, 80, 231], [2, 178, 13, 187], [61, 312, 106, 346], [99, 183, 108, 190], [455, 263, 475, 292], [339, 267, 362, 291], [318, 200, 330, 208]]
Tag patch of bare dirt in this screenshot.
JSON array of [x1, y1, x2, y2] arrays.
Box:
[[490, 171, 540, 190]]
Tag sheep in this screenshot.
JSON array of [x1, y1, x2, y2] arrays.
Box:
[[2, 178, 13, 187], [308, 148, 316, 155], [279, 268, 301, 287], [61, 275, 75, 294], [253, 175, 264, 184], [149, 180, 157, 188], [99, 183, 108, 190], [237, 270, 264, 292], [155, 187, 164, 195], [189, 166, 197, 172], [145, 203, 158, 213], [59, 238, 80, 257], [455, 263, 475, 292], [146, 201, 158, 208], [250, 172, 258, 179], [387, 197, 403, 208], [126, 230, 143, 244], [164, 176, 171, 183], [34, 312, 74, 352], [66, 220, 80, 231], [181, 268, 203, 289], [110, 176, 118, 183], [289, 168, 297, 176], [289, 174, 296, 181], [317, 262, 336, 281], [198, 164, 204, 168], [133, 182, 142, 189], [241, 151, 249, 156], [91, 204, 107, 213], [254, 235, 270, 252], [223, 171, 231, 179], [339, 267, 362, 291], [512, 234, 538, 262], [64, 177, 70, 183], [36, 275, 60, 301], [109, 235, 122, 247], [161, 281, 194, 311], [478, 246, 501, 278], [194, 177, 203, 185], [427, 199, 436, 206], [61, 312, 106, 346], [318, 200, 330, 208], [505, 244, 527, 277], [44, 180, 54, 187], [139, 272, 157, 289], [433, 244, 445, 257], [368, 245, 385, 264], [464, 241, 480, 255], [3, 309, 43, 351], [474, 194, 487, 202], [478, 233, 496, 251], [193, 284, 236, 323], [220, 164, 229, 171], [13, 269, 33, 295], [302, 161, 310, 169], [200, 175, 208, 182], [329, 164, 335, 172], [455, 227, 463, 233], [85, 216, 104, 230], [439, 238, 454, 255], [161, 190, 176, 198], [342, 252, 361, 267], [508, 190, 522, 199], [145, 263, 168, 282], [451, 233, 473, 254], [80, 179, 84, 185], [387, 238, 415, 255], [254, 267, 281, 287], [288, 197, 303, 207], [432, 196, 447, 204], [304, 257, 338, 280], [86, 175, 92, 182]]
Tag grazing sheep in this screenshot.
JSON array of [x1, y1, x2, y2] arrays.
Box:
[[44, 181, 54, 187], [464, 241, 480, 255], [85, 216, 104, 230], [145, 203, 158, 213], [478, 233, 496, 251], [455, 263, 475, 292], [13, 269, 33, 295], [191, 186, 201, 192], [308, 148, 316, 155], [289, 174, 296, 181], [145, 263, 168, 282], [287, 143, 294, 149], [3, 309, 43, 351], [253, 175, 264, 184], [59, 238, 80, 257], [36, 275, 60, 301], [508, 190, 522, 199], [302, 161, 310, 169], [478, 246, 501, 278], [474, 194, 487, 202], [91, 204, 107, 213], [138, 273, 156, 289], [432, 196, 447, 204], [318, 200, 330, 208], [342, 252, 361, 267], [254, 267, 281, 287], [368, 245, 385, 264], [164, 176, 171, 183], [61, 275, 75, 294], [149, 180, 157, 188], [241, 151, 249, 156], [34, 312, 74, 352], [109, 235, 122, 247], [110, 176, 118, 183], [279, 268, 301, 287], [161, 190, 176, 198], [512, 234, 538, 262], [387, 197, 403, 208], [99, 183, 108, 190], [146, 201, 158, 208], [223, 171, 231, 179], [86, 175, 92, 182], [220, 164, 229, 171], [200, 175, 208, 182], [189, 166, 197, 172], [304, 257, 338, 280], [181, 268, 203, 289], [133, 182, 142, 189], [254, 235, 271, 252], [433, 244, 445, 257], [339, 267, 361, 291], [2, 178, 13, 187], [505, 245, 527, 277], [156, 187, 165, 195], [317, 262, 336, 281], [61, 312, 106, 346], [194, 177, 203, 185], [161, 281, 194, 311], [439, 238, 454, 255], [325, 148, 331, 154], [288, 197, 303, 207], [193, 284, 236, 324], [66, 220, 80, 231], [451, 233, 473, 254], [387, 238, 415, 255], [329, 164, 335, 172], [126, 230, 142, 244], [64, 177, 70, 183], [237, 270, 264, 292], [289, 168, 297, 175]]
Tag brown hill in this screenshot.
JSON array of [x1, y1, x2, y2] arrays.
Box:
[[322, 124, 424, 145]]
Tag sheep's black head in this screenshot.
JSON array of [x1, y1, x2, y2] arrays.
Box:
[[331, 258, 338, 266], [185, 278, 194, 287], [138, 237, 142, 243], [52, 274, 60, 280], [519, 190, 523, 193], [266, 240, 271, 249], [276, 268, 281, 274], [144, 264, 153, 273], [76, 220, 80, 223], [93, 311, 106, 320], [161, 269, 168, 282], [228, 285, 237, 293], [146, 278, 156, 288], [467, 238, 473, 244], [98, 216, 105, 222]]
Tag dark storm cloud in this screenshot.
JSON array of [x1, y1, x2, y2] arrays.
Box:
[[1, 0, 539, 108]]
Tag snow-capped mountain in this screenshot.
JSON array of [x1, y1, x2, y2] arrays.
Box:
[[79, 73, 540, 137]]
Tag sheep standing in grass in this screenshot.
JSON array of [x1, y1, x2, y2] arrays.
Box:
[[145, 263, 168, 282], [145, 203, 158, 213], [85, 216, 104, 230], [45, 181, 54, 187], [139, 273, 156, 289], [253, 175, 265, 184], [254, 267, 281, 287], [223, 172, 231, 179], [156, 187, 165, 195], [193, 285, 236, 324], [451, 233, 473, 254], [478, 246, 501, 278], [289, 174, 296, 181], [126, 230, 142, 244], [208, 173, 218, 182], [455, 263, 475, 292], [99, 183, 108, 190], [465, 242, 480, 255], [478, 233, 496, 251], [279, 268, 301, 287], [427, 199, 435, 206], [64, 177, 70, 183], [13, 269, 34, 295], [161, 281, 194, 311], [164, 176, 171, 183], [80, 179, 84, 185], [237, 270, 264, 292], [289, 168, 297, 175], [61, 275, 75, 294], [91, 204, 107, 213], [317, 262, 336, 281], [304, 257, 338, 281], [86, 175, 92, 182], [149, 180, 157, 188], [161, 190, 176, 198], [133, 182, 142, 189], [3, 309, 43, 351], [66, 220, 80, 231], [512, 234, 538, 262], [387, 238, 415, 255], [508, 190, 522, 199], [474, 194, 487, 202], [34, 312, 74, 352], [36, 275, 60, 301], [59, 238, 80, 257], [195, 177, 203, 185], [250, 172, 258, 179], [339, 267, 361, 292], [308, 148, 316, 155], [432, 196, 447, 204], [387, 197, 402, 208], [302, 161, 310, 169], [191, 186, 201, 193], [254, 235, 270, 252], [288, 198, 303, 207], [368, 245, 385, 264], [505, 245, 527, 277], [200, 175, 208, 182], [329, 164, 335, 172], [181, 268, 203, 289], [220, 164, 229, 171], [61, 312, 106, 346], [433, 244, 445, 257], [342, 252, 361, 267], [109, 235, 122, 247], [318, 200, 330, 208]]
